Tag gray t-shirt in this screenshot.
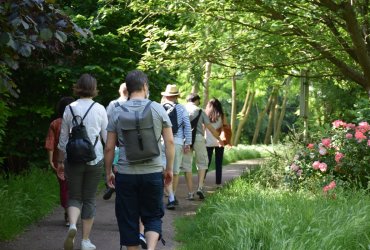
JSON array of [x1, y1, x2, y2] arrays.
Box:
[[107, 99, 172, 174], [185, 102, 210, 136]]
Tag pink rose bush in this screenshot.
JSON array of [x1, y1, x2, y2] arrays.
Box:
[[288, 120, 370, 190]]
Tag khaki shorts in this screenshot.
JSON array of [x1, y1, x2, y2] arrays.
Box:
[[181, 137, 209, 172], [162, 143, 184, 175]]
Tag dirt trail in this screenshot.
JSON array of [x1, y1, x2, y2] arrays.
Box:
[[0, 159, 264, 250]]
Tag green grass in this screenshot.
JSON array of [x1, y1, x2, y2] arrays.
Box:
[[175, 176, 370, 250], [0, 168, 59, 240]]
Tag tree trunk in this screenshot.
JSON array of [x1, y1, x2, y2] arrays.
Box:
[[233, 90, 255, 146], [202, 61, 212, 109], [273, 92, 287, 144], [230, 72, 237, 144], [264, 92, 278, 144], [252, 93, 273, 145]]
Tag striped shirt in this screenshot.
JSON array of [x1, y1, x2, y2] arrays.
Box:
[[164, 102, 192, 146]]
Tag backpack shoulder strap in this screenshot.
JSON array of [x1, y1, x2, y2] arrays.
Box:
[[192, 109, 202, 124], [81, 102, 96, 121], [69, 105, 79, 126]]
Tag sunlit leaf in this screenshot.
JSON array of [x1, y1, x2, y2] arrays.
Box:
[[54, 30, 67, 43]]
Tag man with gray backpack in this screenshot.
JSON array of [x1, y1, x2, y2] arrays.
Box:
[[104, 70, 175, 250]]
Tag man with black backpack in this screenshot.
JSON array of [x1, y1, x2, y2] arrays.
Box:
[[104, 70, 175, 250], [182, 93, 223, 200], [161, 84, 192, 210]]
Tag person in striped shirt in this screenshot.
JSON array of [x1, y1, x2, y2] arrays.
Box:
[[161, 84, 192, 209]]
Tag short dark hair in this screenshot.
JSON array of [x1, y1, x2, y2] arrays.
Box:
[[125, 70, 148, 95], [186, 93, 201, 103], [57, 96, 75, 118], [73, 73, 98, 97]]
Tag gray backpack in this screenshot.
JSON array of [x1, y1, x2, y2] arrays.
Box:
[[116, 101, 160, 163]]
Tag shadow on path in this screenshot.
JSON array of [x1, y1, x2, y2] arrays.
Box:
[[0, 159, 264, 250]]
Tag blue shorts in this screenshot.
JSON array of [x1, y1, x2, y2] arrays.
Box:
[[115, 172, 164, 247]]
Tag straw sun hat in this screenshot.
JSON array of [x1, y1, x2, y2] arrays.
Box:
[[161, 84, 180, 96]]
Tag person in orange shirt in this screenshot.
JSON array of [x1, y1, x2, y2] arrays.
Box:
[[45, 96, 75, 227]]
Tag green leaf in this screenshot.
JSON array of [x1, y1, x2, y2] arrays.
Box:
[[54, 30, 67, 43], [0, 33, 10, 45], [18, 43, 34, 57], [39, 28, 53, 41]]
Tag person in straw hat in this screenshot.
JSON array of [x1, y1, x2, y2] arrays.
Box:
[[161, 84, 192, 209]]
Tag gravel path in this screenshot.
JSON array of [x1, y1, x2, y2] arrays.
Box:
[[0, 159, 264, 250]]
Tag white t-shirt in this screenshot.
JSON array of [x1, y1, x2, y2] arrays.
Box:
[[58, 98, 108, 165], [205, 117, 222, 147]]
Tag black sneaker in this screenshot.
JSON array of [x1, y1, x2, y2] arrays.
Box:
[[166, 200, 176, 210], [103, 187, 115, 200], [139, 233, 147, 249], [196, 188, 205, 199]]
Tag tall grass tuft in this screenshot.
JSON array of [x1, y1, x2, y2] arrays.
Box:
[[0, 168, 58, 240], [176, 177, 370, 249]]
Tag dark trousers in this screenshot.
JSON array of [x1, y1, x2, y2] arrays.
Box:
[[206, 146, 225, 185], [115, 172, 164, 247]]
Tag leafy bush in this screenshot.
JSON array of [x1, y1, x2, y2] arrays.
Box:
[[287, 120, 370, 190]]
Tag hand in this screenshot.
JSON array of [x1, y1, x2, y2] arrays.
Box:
[[218, 139, 225, 147], [50, 161, 57, 172], [163, 169, 173, 187], [183, 145, 191, 154], [56, 162, 65, 181], [106, 172, 115, 189]]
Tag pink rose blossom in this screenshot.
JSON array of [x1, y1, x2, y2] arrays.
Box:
[[291, 163, 299, 172], [323, 181, 336, 193], [297, 169, 302, 176], [335, 152, 344, 163], [355, 131, 367, 142], [319, 147, 327, 155], [322, 138, 331, 148], [332, 120, 345, 128], [307, 143, 315, 149], [358, 122, 370, 133], [312, 161, 320, 170], [319, 162, 327, 172], [345, 133, 353, 139], [346, 123, 356, 129]]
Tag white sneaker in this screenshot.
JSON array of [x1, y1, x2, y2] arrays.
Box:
[[185, 192, 194, 200], [64, 225, 77, 250], [81, 239, 96, 250]]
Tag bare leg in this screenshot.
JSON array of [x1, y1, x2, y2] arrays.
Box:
[[172, 174, 179, 194], [197, 169, 206, 189], [127, 246, 140, 250], [82, 218, 94, 240], [67, 206, 80, 226], [145, 231, 160, 250], [184, 172, 193, 194]]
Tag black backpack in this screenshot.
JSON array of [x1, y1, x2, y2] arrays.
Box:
[[66, 102, 98, 164], [117, 101, 160, 163], [163, 103, 179, 135], [190, 109, 202, 147]]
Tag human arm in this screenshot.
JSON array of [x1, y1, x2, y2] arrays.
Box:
[[162, 126, 175, 186], [47, 150, 57, 171], [182, 108, 192, 153], [104, 131, 117, 188], [205, 123, 224, 146]]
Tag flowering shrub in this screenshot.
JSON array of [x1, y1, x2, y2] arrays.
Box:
[[287, 120, 370, 191]]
